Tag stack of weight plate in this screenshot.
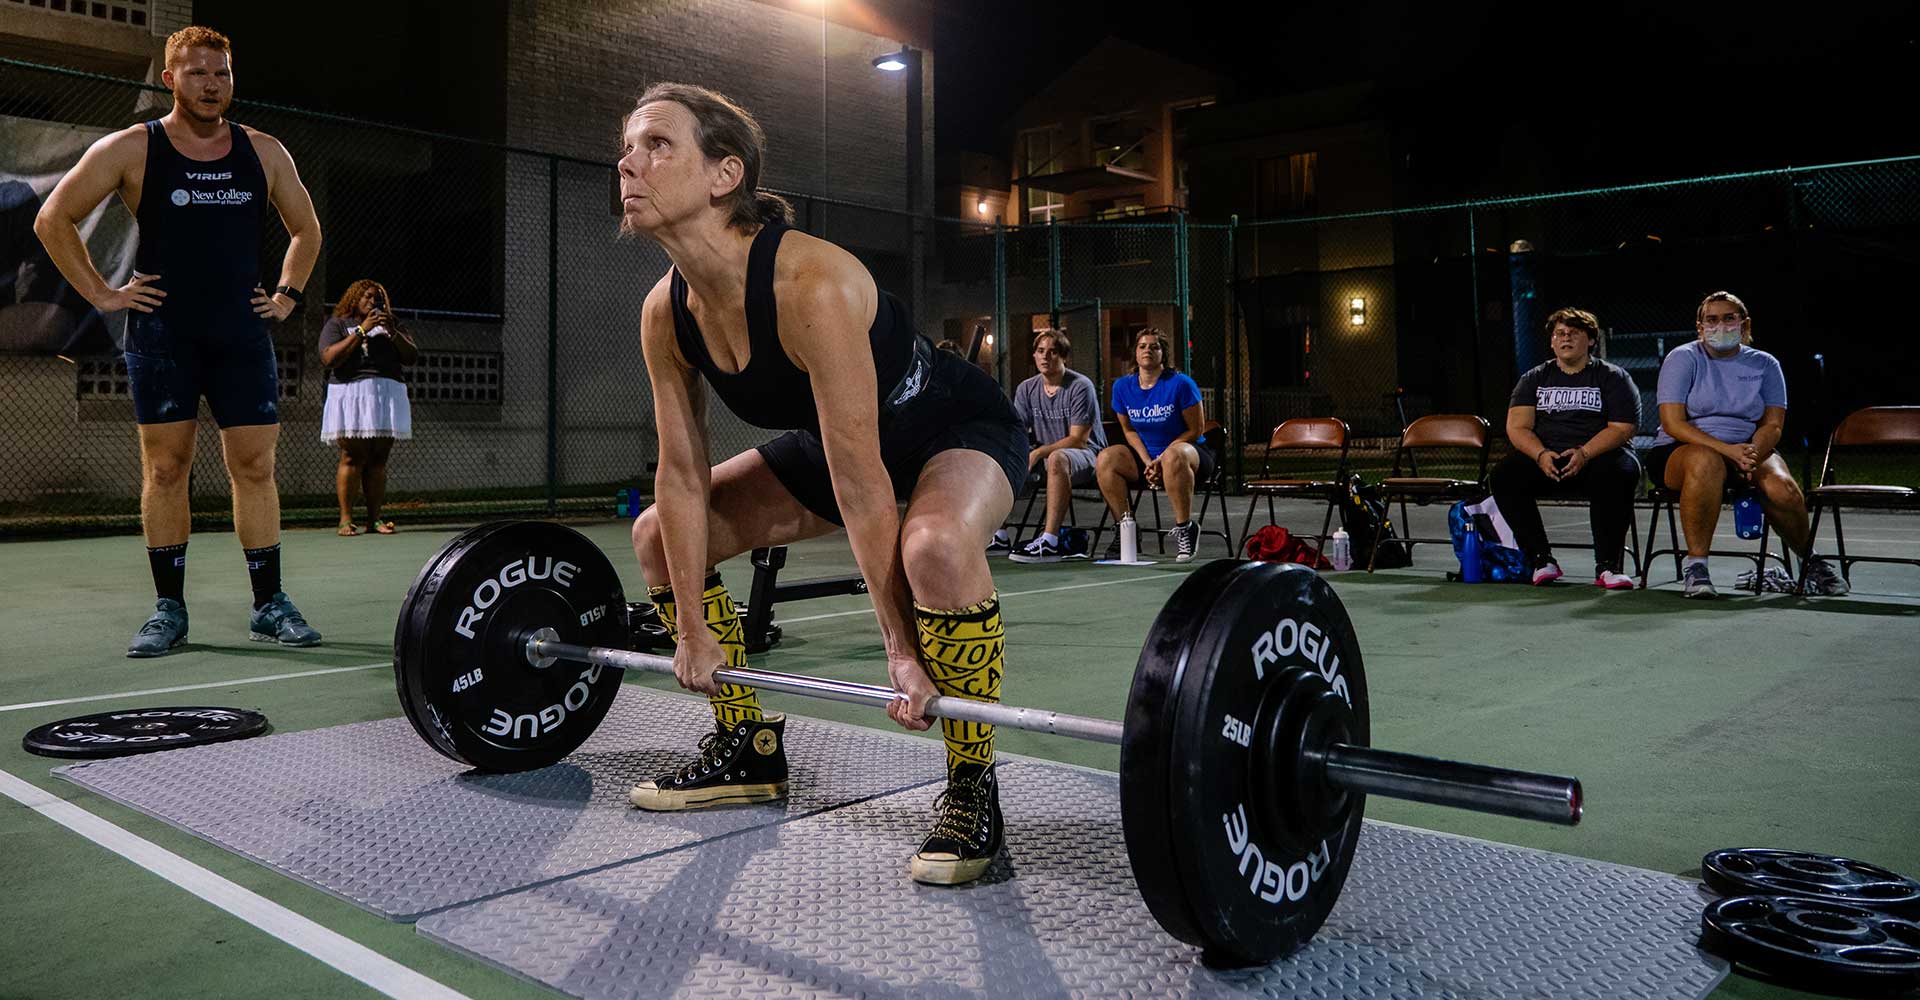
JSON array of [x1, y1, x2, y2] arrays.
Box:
[[1697, 847, 1920, 996]]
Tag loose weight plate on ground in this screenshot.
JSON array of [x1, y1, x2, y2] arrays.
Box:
[[1700, 895, 1920, 996], [22, 707, 268, 758], [1121, 560, 1369, 967], [393, 522, 627, 771], [1704, 848, 1920, 914]]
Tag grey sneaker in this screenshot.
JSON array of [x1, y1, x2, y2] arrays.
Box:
[[1801, 557, 1851, 597], [1681, 562, 1717, 599], [1170, 521, 1199, 563], [248, 592, 322, 646], [127, 599, 189, 658]]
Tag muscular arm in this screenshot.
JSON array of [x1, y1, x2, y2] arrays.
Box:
[[1506, 406, 1548, 462], [1751, 406, 1786, 463], [1116, 411, 1150, 465], [252, 131, 321, 299], [780, 257, 917, 663], [318, 319, 362, 368], [1028, 423, 1092, 466], [1169, 401, 1204, 449], [32, 128, 146, 309], [390, 322, 420, 365], [1580, 421, 1637, 458], [640, 281, 717, 629]]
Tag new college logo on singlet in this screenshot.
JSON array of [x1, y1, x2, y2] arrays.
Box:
[[172, 170, 253, 208]]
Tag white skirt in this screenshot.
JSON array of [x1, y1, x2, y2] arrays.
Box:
[[320, 377, 413, 444]]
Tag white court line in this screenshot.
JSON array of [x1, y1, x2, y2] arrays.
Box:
[[0, 662, 388, 714], [0, 770, 470, 999], [777, 571, 1185, 625]]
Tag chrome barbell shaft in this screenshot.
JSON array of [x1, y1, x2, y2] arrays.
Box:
[[530, 634, 1125, 744], [527, 632, 1581, 825]]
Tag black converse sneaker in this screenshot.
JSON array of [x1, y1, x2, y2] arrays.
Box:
[[1170, 521, 1199, 562], [909, 761, 1004, 885], [628, 715, 789, 810]]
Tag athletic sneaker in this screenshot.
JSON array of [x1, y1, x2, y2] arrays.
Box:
[[909, 761, 1005, 886], [1009, 535, 1065, 564], [1530, 560, 1564, 586], [1595, 569, 1636, 591], [247, 593, 321, 646], [126, 598, 189, 658], [629, 716, 789, 810], [986, 530, 1011, 554], [1101, 533, 1123, 561], [1170, 521, 1199, 563], [1681, 562, 1717, 599], [1801, 557, 1851, 597]]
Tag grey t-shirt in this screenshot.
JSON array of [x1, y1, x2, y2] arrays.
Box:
[[1508, 359, 1641, 453], [1650, 341, 1788, 447], [319, 315, 411, 385], [1013, 369, 1107, 453]]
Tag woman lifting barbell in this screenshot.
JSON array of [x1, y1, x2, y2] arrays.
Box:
[[617, 84, 1027, 885]]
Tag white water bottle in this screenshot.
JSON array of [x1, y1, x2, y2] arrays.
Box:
[[1120, 513, 1138, 563], [1329, 529, 1353, 571]]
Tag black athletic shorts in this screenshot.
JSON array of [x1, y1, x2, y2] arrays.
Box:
[[125, 307, 278, 428], [757, 343, 1028, 526]]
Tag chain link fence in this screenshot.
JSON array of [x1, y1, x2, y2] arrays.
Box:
[[3, 57, 1915, 537]]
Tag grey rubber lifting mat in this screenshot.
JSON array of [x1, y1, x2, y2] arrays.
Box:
[[419, 764, 1726, 1000], [54, 688, 941, 920]]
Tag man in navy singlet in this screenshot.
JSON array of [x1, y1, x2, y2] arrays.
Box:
[[35, 26, 324, 656]]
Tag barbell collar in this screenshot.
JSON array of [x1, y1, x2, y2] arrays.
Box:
[[1320, 743, 1583, 826]]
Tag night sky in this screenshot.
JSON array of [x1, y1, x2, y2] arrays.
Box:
[[934, 0, 1920, 186], [194, 0, 1920, 193]]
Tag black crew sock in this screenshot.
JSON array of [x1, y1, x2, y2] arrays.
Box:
[[243, 544, 281, 609], [148, 542, 187, 604]]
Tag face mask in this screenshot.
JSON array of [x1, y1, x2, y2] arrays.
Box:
[[1703, 327, 1742, 351]]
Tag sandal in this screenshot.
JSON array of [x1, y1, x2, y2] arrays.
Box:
[[337, 523, 362, 537], [372, 520, 398, 535]]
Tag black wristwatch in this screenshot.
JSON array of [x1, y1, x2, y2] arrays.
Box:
[[274, 284, 304, 305]]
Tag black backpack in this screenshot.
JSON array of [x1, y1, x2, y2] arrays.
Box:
[[1339, 476, 1411, 569]]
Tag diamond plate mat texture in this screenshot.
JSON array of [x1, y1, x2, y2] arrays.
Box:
[[54, 688, 941, 919], [421, 763, 1725, 1000]]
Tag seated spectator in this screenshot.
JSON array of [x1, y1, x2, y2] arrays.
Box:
[[1489, 307, 1642, 589], [1644, 290, 1845, 598], [1094, 327, 1213, 563], [1003, 329, 1107, 562]]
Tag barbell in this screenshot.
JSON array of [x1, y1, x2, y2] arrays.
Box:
[[393, 520, 1582, 966]]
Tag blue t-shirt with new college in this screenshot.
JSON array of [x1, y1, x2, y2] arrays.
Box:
[[1650, 341, 1788, 447], [1111, 370, 1203, 459]]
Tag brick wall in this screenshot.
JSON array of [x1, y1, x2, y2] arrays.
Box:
[[502, 0, 933, 470]]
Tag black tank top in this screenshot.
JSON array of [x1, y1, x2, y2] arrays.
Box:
[[669, 222, 918, 433], [133, 120, 268, 320]]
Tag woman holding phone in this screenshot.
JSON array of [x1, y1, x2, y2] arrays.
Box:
[[318, 278, 415, 535]]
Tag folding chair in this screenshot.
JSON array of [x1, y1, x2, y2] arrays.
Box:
[[1235, 417, 1350, 558], [1001, 416, 1121, 548], [1093, 421, 1234, 557], [1640, 480, 1791, 592], [1797, 405, 1920, 590], [1367, 414, 1490, 572]]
